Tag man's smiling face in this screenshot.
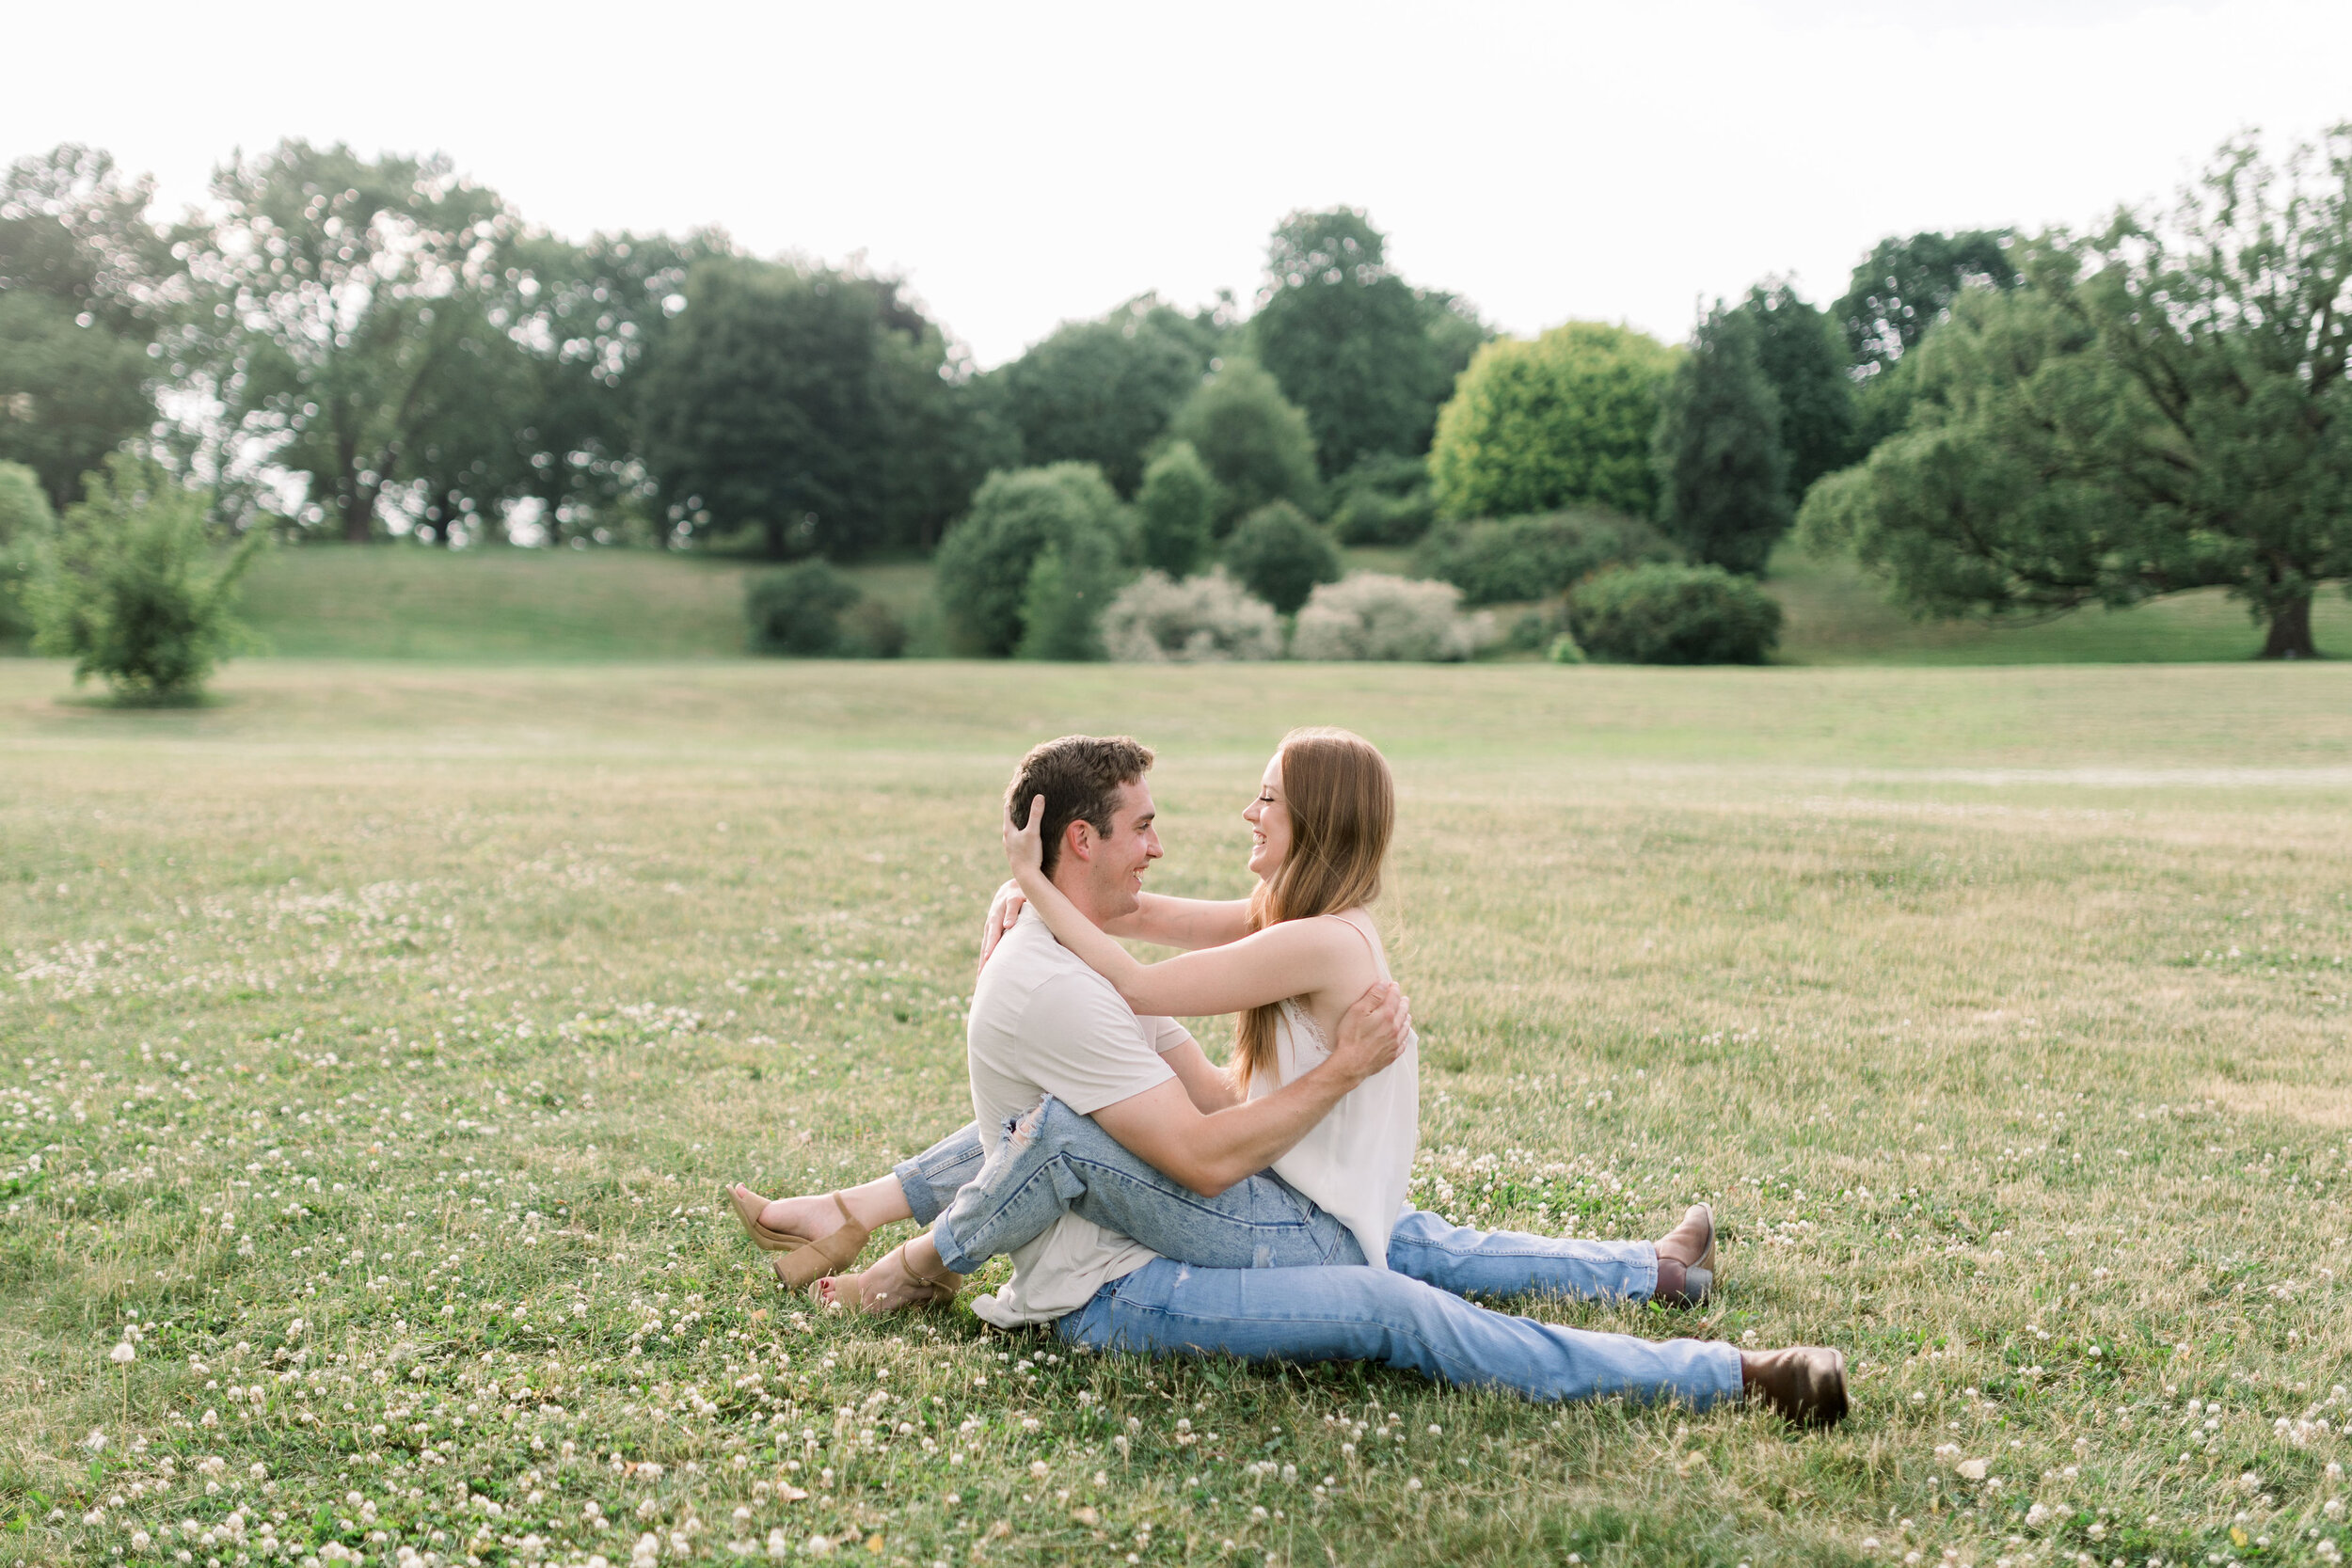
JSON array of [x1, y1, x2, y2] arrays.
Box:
[[1059, 777, 1162, 922]]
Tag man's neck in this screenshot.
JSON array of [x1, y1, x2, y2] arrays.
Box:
[[1050, 865, 1119, 930]]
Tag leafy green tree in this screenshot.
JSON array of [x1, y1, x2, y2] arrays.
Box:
[[29, 455, 262, 699], [1223, 500, 1340, 615], [0, 461, 51, 543], [0, 295, 152, 510], [1166, 358, 1319, 533], [1653, 304, 1791, 575], [1835, 230, 2019, 378], [1252, 208, 1483, 475], [495, 228, 733, 547], [639, 255, 992, 559], [1740, 282, 1855, 500], [0, 146, 175, 508], [1429, 322, 1677, 522], [993, 295, 1217, 494], [1014, 528, 1123, 660], [0, 460, 56, 641], [1136, 441, 1215, 576], [177, 140, 533, 544], [1801, 129, 2352, 659], [933, 463, 1131, 656]]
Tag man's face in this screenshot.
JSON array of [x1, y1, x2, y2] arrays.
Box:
[[1059, 778, 1162, 920]]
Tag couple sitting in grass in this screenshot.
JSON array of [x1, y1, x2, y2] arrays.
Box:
[[730, 730, 1847, 1426]]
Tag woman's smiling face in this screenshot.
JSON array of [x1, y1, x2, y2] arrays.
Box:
[[1243, 752, 1289, 879]]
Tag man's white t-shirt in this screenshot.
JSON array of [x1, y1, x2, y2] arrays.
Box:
[[963, 907, 1189, 1328]]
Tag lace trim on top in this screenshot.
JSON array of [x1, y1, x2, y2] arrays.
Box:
[[1277, 996, 1327, 1051]]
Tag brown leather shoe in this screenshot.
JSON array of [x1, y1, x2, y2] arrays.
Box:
[[1652, 1203, 1716, 1307], [1740, 1347, 1849, 1427]]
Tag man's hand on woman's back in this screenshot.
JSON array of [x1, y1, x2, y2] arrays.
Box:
[[1329, 981, 1412, 1086]]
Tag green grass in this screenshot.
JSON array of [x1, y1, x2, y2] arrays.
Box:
[[229, 548, 948, 662], [4, 659, 2350, 1567], [1769, 551, 2352, 666], [202, 542, 2352, 668]]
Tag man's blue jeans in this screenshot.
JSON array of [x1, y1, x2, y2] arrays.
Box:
[[890, 1102, 1741, 1408]]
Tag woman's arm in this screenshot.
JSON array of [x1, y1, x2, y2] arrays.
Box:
[[1006, 798, 1362, 1017], [986, 879, 1253, 955], [1102, 892, 1255, 950], [1157, 1036, 1243, 1113]]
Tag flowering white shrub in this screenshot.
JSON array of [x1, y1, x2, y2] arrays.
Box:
[[1099, 569, 1282, 662], [1290, 573, 1493, 662]]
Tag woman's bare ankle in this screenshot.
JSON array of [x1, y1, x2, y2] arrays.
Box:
[[838, 1176, 914, 1231]]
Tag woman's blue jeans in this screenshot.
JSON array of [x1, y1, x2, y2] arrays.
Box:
[[890, 1102, 1741, 1409]]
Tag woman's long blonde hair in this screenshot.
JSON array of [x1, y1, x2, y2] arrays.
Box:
[[1234, 726, 1394, 1088]]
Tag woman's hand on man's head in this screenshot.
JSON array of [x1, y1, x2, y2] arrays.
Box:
[[1004, 793, 1048, 884]]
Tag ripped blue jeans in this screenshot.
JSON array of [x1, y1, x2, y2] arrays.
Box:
[[894, 1100, 1661, 1301], [891, 1101, 1740, 1408]]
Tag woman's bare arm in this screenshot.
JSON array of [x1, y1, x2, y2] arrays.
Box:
[[1100, 892, 1255, 950], [979, 884, 1250, 973], [1158, 1036, 1243, 1113]]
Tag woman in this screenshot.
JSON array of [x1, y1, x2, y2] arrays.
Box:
[[732, 727, 1714, 1316]]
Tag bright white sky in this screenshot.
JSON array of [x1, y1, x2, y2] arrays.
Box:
[[9, 1, 2349, 367]]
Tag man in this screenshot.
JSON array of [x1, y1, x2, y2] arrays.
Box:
[[742, 736, 1846, 1422]]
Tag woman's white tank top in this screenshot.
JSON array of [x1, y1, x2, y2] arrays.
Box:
[[1245, 909, 1418, 1269]]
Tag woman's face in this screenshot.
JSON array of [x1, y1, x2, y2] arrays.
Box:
[[1243, 752, 1290, 879]]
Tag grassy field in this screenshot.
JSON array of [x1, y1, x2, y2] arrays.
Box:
[[212, 543, 2352, 666], [5, 658, 2350, 1568]]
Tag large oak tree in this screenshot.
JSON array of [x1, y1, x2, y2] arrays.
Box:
[[1802, 128, 2352, 658]]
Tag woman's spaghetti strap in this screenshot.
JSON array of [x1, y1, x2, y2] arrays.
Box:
[[1325, 908, 1386, 976]]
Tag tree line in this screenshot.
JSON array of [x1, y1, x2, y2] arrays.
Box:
[[4, 126, 2347, 662]]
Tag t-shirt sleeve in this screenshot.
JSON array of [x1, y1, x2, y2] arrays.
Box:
[[1142, 1016, 1194, 1054], [1017, 972, 1176, 1116]]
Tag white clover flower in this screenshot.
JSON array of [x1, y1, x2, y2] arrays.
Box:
[[110, 1342, 135, 1365]]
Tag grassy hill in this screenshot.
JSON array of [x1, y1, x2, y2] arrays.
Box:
[[230, 546, 940, 660], [183, 539, 2352, 663], [1767, 549, 2352, 664]]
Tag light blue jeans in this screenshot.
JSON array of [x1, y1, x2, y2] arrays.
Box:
[[891, 1101, 1742, 1408]]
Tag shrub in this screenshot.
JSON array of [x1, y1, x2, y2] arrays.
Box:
[[1166, 358, 1319, 532], [1328, 453, 1437, 546], [1099, 568, 1282, 662], [1429, 321, 1676, 521], [1136, 441, 1215, 576], [1413, 507, 1675, 606], [1291, 573, 1492, 662], [1223, 500, 1341, 615], [838, 598, 908, 658], [1014, 528, 1123, 660], [0, 460, 55, 643], [932, 463, 1131, 656], [29, 454, 262, 700], [746, 561, 861, 655], [1566, 562, 1782, 664]]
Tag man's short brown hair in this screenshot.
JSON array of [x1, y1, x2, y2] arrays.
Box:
[[1005, 735, 1155, 877]]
